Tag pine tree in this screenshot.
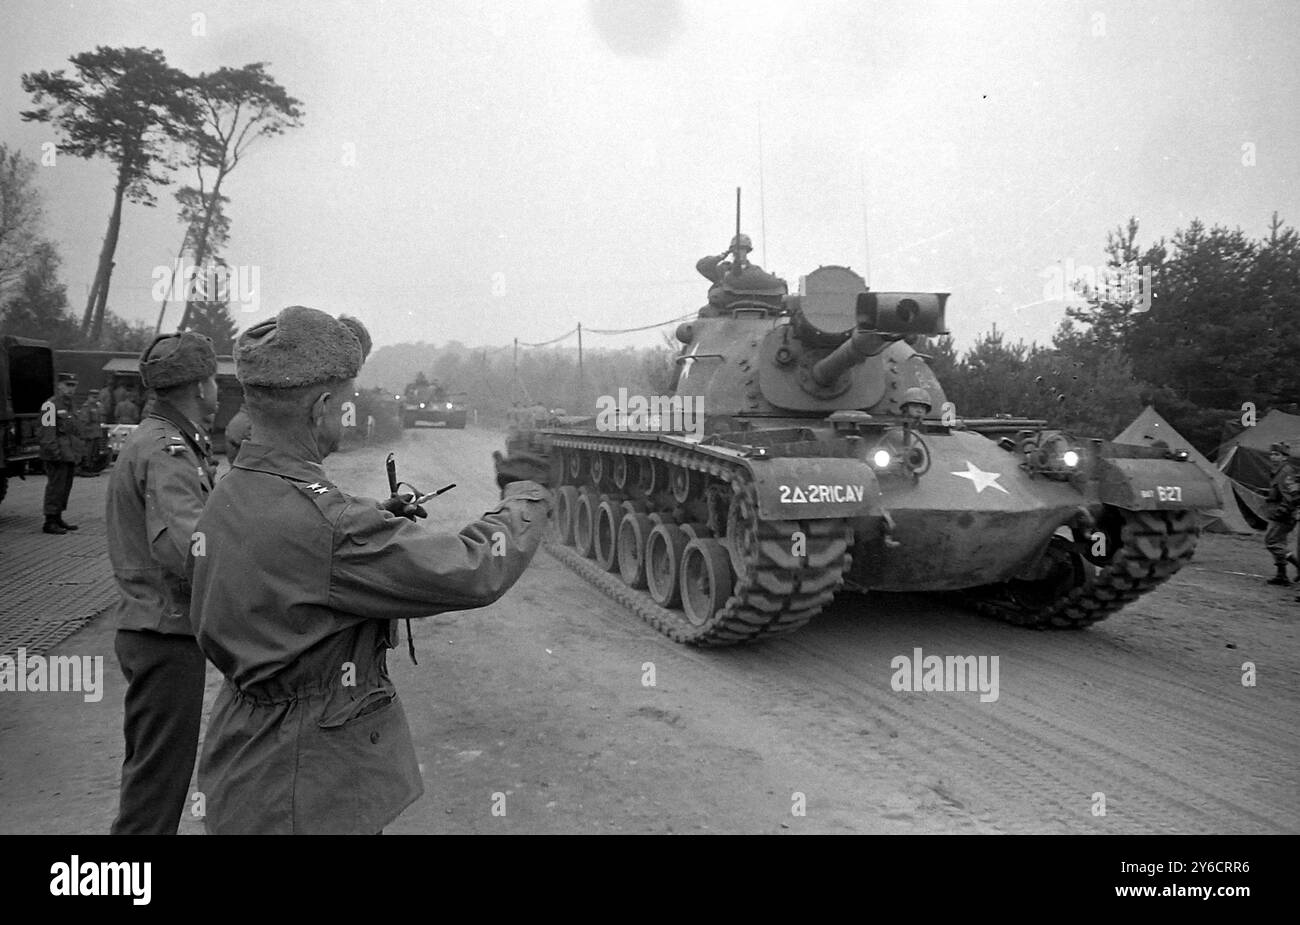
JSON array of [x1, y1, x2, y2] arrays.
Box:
[[186, 299, 238, 353]]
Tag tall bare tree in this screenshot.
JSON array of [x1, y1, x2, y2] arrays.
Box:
[[176, 63, 302, 330], [21, 46, 197, 343]]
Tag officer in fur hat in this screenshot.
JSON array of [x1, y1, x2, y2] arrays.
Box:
[[105, 330, 220, 833], [189, 306, 553, 834]]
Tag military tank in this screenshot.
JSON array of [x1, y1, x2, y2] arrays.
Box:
[[527, 261, 1218, 646]]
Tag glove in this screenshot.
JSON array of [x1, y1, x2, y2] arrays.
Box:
[[493, 449, 552, 490], [380, 495, 428, 520]]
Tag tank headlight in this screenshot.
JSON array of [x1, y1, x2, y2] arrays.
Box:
[[872, 449, 892, 468], [446, 402, 453, 409], [419, 403, 426, 409], [1062, 450, 1079, 468]]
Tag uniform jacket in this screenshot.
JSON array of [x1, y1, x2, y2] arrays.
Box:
[[1266, 460, 1300, 524], [189, 440, 552, 835], [39, 394, 84, 463], [105, 404, 217, 635]]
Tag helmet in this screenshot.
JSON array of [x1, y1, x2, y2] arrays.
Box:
[[730, 233, 753, 251], [901, 387, 932, 411]]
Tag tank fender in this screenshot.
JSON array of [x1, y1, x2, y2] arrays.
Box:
[[1095, 457, 1222, 511], [746, 457, 882, 520]]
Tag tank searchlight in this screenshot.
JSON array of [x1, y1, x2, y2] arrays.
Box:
[[809, 291, 950, 388]]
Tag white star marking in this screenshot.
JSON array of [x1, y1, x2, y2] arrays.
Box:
[[678, 341, 700, 386], [951, 461, 1009, 495]]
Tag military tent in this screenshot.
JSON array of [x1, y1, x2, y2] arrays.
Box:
[[1113, 406, 1255, 534], [1216, 410, 1300, 529]]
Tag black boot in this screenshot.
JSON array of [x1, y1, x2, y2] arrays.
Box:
[[1267, 563, 1291, 585], [1289, 553, 1299, 578], [43, 518, 67, 535], [56, 517, 78, 531]]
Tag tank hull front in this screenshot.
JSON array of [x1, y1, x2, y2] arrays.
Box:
[[847, 429, 1086, 591]]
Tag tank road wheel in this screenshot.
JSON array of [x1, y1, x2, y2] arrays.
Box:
[[594, 496, 624, 573], [555, 486, 580, 545], [669, 465, 698, 505], [646, 523, 689, 608], [617, 512, 654, 589], [566, 449, 584, 483], [590, 454, 609, 490], [639, 458, 666, 496], [970, 508, 1202, 629], [574, 489, 600, 558], [611, 455, 630, 492], [680, 539, 735, 628]]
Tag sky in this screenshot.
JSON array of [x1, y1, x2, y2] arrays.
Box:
[[2, 0, 1298, 352]]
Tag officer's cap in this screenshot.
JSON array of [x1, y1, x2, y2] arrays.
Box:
[[56, 372, 77, 384], [236, 306, 372, 389], [1271, 442, 1291, 454], [139, 330, 218, 390]]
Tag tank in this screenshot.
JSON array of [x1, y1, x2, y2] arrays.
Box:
[[526, 263, 1219, 645], [401, 377, 468, 429]]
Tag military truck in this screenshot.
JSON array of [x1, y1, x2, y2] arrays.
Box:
[[0, 336, 56, 507]]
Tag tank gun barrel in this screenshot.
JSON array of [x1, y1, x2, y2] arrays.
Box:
[[811, 328, 893, 386], [809, 291, 950, 388]]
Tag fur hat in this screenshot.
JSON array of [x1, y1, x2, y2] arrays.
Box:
[[236, 306, 372, 389], [139, 331, 218, 390]]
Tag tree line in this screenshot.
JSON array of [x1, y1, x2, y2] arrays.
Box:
[[0, 45, 301, 351]]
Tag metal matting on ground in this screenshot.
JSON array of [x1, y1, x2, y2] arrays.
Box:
[[0, 486, 118, 658]]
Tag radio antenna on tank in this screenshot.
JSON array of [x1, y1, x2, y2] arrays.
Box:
[[859, 151, 871, 286]]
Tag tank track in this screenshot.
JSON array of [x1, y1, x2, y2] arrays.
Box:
[[969, 509, 1200, 629], [542, 435, 853, 646]]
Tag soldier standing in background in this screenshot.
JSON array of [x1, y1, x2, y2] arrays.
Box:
[[76, 388, 106, 476], [1264, 442, 1300, 586], [114, 386, 142, 424], [106, 331, 220, 834], [189, 306, 553, 834], [39, 372, 83, 534]]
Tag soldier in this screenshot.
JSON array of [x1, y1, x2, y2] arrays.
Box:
[[189, 306, 553, 834], [114, 389, 141, 425], [1264, 442, 1300, 585], [106, 331, 220, 834], [39, 372, 84, 534], [76, 388, 107, 476], [223, 405, 251, 465], [695, 233, 787, 316], [900, 387, 932, 425]]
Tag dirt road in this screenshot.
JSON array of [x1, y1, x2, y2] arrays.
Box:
[[1, 425, 1296, 834]]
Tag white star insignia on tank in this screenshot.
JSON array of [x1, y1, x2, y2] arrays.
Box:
[[951, 461, 1009, 495]]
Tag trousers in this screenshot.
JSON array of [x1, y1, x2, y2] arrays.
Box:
[[111, 629, 208, 835], [1264, 519, 1299, 566], [42, 460, 74, 517]]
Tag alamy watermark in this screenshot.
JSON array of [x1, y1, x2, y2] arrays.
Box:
[[0, 648, 104, 702], [49, 856, 150, 905], [595, 388, 705, 440], [151, 259, 260, 313], [890, 647, 1000, 702], [1041, 260, 1153, 313]]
